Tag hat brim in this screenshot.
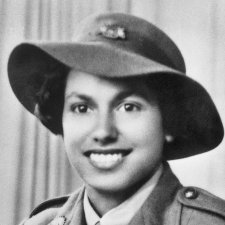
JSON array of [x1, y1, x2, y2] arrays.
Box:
[[8, 42, 224, 159], [15, 42, 183, 75]]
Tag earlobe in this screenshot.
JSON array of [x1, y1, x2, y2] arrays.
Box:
[[165, 135, 174, 143]]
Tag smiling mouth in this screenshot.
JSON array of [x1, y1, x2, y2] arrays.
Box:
[[84, 149, 131, 169]]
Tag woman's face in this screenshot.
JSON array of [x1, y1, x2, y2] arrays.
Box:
[[62, 70, 165, 194]]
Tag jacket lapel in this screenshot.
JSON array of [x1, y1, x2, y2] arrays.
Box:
[[55, 186, 86, 225], [129, 163, 182, 225]]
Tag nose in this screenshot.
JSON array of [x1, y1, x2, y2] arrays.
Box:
[[92, 112, 118, 145]]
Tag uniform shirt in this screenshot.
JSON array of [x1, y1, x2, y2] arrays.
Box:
[[83, 164, 163, 225]]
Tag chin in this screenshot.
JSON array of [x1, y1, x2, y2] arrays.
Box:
[[85, 174, 147, 196]]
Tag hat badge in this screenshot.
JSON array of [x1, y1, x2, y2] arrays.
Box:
[[99, 25, 126, 40]]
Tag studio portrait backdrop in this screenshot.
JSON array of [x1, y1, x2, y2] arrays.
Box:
[[0, 0, 225, 225]]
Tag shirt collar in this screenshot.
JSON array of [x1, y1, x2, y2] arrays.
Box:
[[84, 164, 163, 225]]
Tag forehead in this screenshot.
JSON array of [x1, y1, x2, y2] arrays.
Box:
[[65, 70, 157, 101]]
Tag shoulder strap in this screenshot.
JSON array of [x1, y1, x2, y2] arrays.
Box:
[[178, 186, 225, 219]]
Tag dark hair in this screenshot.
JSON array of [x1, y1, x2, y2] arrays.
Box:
[[144, 74, 222, 159], [35, 64, 70, 135]]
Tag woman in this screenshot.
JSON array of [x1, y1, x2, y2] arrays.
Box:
[[8, 12, 225, 225]]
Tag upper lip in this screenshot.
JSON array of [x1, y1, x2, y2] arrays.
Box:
[[84, 148, 132, 156]]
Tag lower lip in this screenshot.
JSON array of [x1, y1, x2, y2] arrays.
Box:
[[88, 153, 126, 170]]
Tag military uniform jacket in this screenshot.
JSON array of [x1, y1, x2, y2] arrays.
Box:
[[23, 164, 225, 225]]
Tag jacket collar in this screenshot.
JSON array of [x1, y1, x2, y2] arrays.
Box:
[[129, 162, 182, 225]]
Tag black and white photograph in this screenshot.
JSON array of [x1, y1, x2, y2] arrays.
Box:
[[0, 1, 225, 225]]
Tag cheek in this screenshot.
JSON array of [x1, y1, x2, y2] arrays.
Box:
[[117, 110, 164, 148], [62, 116, 95, 155], [62, 118, 91, 174]]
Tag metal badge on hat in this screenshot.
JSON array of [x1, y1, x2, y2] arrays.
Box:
[[99, 25, 126, 40]]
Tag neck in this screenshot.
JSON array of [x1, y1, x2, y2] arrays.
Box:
[[85, 174, 155, 216], [85, 188, 129, 216]]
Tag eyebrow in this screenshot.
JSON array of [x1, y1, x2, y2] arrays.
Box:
[[65, 90, 136, 103], [66, 92, 90, 100]]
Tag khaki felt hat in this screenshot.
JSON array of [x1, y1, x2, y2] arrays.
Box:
[[8, 12, 224, 159]]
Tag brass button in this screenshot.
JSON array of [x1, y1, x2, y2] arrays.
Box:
[[184, 188, 198, 199]]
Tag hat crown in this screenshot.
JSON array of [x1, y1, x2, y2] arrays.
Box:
[[73, 13, 186, 73]]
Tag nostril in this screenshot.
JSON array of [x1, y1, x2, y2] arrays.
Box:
[[92, 114, 118, 144], [92, 125, 118, 144], [93, 135, 117, 144]]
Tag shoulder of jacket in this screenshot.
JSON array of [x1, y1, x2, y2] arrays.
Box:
[[177, 186, 225, 219], [29, 188, 82, 218], [29, 195, 69, 217]]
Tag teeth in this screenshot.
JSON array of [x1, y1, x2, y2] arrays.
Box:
[[90, 153, 123, 169]]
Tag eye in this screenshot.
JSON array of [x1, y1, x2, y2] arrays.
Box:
[[118, 103, 140, 112], [71, 104, 92, 114]]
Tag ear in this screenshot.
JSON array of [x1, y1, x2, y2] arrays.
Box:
[[165, 134, 174, 143]]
